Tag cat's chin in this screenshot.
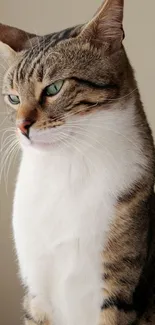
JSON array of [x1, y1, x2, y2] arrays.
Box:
[[20, 140, 61, 152], [18, 131, 62, 152], [31, 141, 59, 152]]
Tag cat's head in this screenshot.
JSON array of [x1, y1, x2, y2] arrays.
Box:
[[0, 0, 133, 152]]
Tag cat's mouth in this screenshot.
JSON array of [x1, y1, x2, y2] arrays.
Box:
[[19, 134, 63, 151], [17, 126, 71, 151], [31, 139, 62, 150]]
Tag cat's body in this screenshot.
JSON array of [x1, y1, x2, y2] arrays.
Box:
[[14, 104, 149, 325], [0, 0, 155, 324]]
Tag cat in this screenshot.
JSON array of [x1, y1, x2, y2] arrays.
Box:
[[0, 0, 155, 324]]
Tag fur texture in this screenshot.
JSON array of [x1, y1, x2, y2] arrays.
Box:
[[13, 104, 148, 325], [0, 1, 155, 325]]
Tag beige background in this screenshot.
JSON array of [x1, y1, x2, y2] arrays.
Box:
[[0, 1, 155, 324]]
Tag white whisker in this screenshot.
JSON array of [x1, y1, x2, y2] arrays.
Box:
[[5, 142, 19, 193], [49, 88, 138, 123], [60, 131, 98, 173], [0, 139, 18, 187], [1, 130, 16, 150], [66, 121, 140, 152], [1, 135, 17, 154], [0, 115, 8, 128], [65, 126, 117, 165]]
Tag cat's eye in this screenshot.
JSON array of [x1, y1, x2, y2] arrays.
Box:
[[8, 94, 20, 105], [45, 80, 64, 97]]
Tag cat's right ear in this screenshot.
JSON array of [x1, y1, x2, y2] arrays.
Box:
[[79, 0, 124, 51], [0, 23, 36, 63]]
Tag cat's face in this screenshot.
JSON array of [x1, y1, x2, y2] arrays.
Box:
[[0, 0, 130, 151]]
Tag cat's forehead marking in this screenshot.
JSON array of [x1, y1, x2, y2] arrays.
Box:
[[15, 25, 82, 83]]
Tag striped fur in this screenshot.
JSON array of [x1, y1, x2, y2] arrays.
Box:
[[0, 1, 155, 325]]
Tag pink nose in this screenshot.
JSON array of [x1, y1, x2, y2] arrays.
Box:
[[17, 119, 34, 138]]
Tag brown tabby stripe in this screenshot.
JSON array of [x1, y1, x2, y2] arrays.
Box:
[[73, 100, 113, 112], [25, 25, 82, 81], [16, 50, 32, 83], [24, 313, 44, 325], [74, 100, 100, 107], [71, 77, 118, 90], [16, 41, 47, 83], [104, 254, 145, 272], [101, 297, 134, 312], [101, 308, 137, 325], [26, 50, 46, 80], [44, 25, 82, 46], [117, 181, 150, 204], [24, 313, 39, 324], [37, 64, 44, 82], [8, 71, 14, 89], [25, 313, 34, 322]]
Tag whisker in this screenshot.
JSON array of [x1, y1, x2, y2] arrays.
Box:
[[0, 126, 16, 133], [0, 139, 18, 185], [1, 134, 17, 153], [60, 131, 98, 173], [64, 126, 117, 164], [0, 137, 18, 166], [66, 122, 140, 152], [0, 115, 9, 128], [4, 143, 18, 194], [5, 142, 19, 193], [48, 87, 138, 123], [1, 129, 16, 149], [56, 133, 70, 153], [0, 54, 10, 68], [0, 62, 8, 71]]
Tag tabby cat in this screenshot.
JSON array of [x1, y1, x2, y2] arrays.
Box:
[[0, 0, 155, 324]]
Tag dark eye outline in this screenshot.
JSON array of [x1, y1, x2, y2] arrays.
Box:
[[8, 94, 20, 105], [44, 80, 64, 97]]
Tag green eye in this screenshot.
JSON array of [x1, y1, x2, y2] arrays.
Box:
[[8, 94, 20, 105], [45, 80, 64, 96]]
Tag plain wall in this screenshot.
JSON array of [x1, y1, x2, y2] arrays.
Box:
[[0, 1, 155, 324]]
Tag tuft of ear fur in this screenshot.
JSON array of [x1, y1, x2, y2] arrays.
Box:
[[0, 41, 17, 64], [80, 0, 124, 49], [0, 23, 36, 52]]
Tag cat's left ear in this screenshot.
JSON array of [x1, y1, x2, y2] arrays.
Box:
[[0, 23, 36, 63], [80, 0, 124, 50], [0, 41, 17, 64]]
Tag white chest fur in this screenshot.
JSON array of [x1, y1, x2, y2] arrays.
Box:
[[13, 107, 146, 325], [13, 151, 115, 325]]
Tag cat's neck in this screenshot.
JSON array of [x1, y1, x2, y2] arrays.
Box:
[[20, 99, 150, 198]]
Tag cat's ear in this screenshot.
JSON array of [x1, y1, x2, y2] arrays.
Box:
[[0, 23, 36, 64], [0, 23, 36, 51], [80, 0, 124, 50], [0, 41, 17, 64]]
